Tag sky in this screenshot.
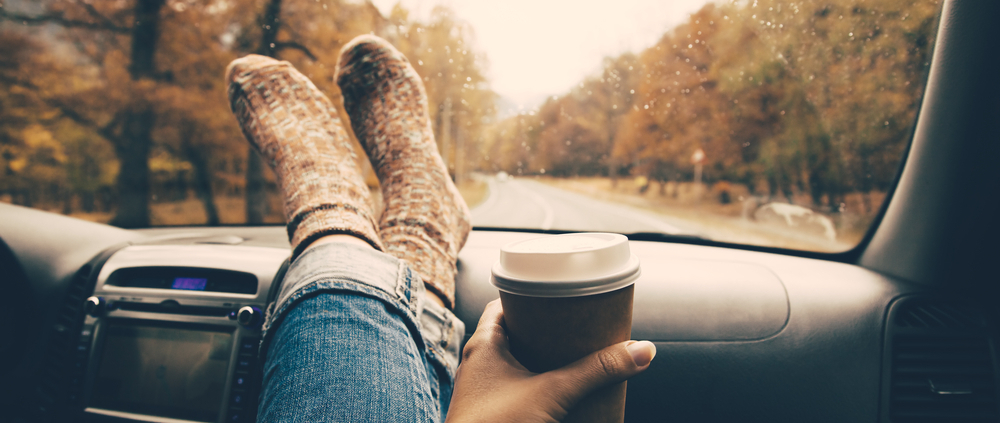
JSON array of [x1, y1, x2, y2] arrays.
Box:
[[371, 0, 715, 109]]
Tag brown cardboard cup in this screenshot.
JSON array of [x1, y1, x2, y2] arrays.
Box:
[[491, 233, 640, 423]]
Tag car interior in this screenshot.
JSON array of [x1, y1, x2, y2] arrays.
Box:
[[1, 0, 999, 422]]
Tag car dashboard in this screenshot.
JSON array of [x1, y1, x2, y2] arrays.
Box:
[[2, 203, 997, 423]]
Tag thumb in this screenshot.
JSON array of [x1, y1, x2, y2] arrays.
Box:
[[540, 340, 656, 409]]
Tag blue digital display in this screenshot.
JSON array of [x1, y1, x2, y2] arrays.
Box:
[[172, 277, 208, 291]]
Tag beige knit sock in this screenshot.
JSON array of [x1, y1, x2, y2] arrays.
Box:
[[226, 54, 384, 259], [336, 35, 471, 309]]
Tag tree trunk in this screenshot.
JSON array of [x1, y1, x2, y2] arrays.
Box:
[[190, 155, 220, 225], [110, 108, 154, 227], [245, 150, 267, 224], [181, 130, 221, 225], [245, 0, 284, 224], [109, 0, 165, 227]]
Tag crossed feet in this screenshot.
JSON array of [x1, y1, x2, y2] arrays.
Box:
[[226, 35, 471, 309]]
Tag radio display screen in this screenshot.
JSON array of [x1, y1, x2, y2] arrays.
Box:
[[90, 321, 233, 422], [105, 267, 257, 294], [172, 277, 208, 291]]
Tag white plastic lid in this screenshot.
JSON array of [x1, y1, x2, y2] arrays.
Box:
[[491, 233, 640, 297]]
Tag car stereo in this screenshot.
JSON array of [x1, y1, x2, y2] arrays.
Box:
[[77, 244, 289, 423]]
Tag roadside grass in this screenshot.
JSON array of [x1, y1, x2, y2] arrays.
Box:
[[69, 196, 285, 226], [534, 176, 874, 253], [457, 177, 489, 209], [65, 176, 489, 227]]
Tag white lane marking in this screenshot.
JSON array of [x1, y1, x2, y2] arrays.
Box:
[[471, 177, 499, 218], [516, 180, 555, 230]]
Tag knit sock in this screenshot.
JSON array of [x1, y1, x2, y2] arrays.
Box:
[[226, 54, 384, 259], [336, 35, 471, 309]]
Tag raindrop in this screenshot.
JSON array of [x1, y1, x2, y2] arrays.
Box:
[[676, 71, 681, 75], [612, 105, 618, 109], [466, 77, 471, 81], [644, 105, 649, 109], [688, 44, 693, 48], [630, 89, 635, 94], [418, 60, 424, 66], [884, 121, 889, 126]]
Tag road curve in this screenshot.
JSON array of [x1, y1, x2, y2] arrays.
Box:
[[471, 177, 693, 235]]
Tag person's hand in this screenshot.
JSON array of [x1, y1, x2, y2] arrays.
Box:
[[445, 299, 656, 423]]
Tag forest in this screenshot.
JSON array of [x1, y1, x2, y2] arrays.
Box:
[[0, 0, 941, 228], [482, 0, 941, 215]]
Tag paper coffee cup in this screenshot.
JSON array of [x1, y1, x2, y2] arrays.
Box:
[[491, 233, 640, 423]]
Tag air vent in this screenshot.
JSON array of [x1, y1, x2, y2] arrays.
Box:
[[895, 300, 985, 329], [30, 264, 96, 422], [887, 298, 1000, 423]]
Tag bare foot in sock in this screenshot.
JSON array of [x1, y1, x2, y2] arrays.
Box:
[[226, 54, 383, 259], [336, 35, 472, 309]]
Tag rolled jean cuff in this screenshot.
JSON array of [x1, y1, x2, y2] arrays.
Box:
[[260, 242, 465, 380]]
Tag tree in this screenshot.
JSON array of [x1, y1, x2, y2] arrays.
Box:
[[2, 0, 167, 227]]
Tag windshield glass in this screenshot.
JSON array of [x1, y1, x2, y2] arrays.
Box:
[[0, 0, 942, 252]]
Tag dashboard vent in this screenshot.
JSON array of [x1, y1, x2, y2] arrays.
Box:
[[895, 300, 985, 329], [888, 299, 999, 423], [30, 264, 95, 422]]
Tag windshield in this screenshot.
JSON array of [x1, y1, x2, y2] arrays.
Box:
[[0, 0, 942, 253]]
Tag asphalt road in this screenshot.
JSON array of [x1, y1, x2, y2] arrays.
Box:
[[470, 177, 691, 234]]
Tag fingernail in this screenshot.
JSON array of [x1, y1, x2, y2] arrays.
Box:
[[626, 340, 656, 366]]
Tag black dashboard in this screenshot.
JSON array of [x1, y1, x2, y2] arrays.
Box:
[[2, 202, 998, 423]]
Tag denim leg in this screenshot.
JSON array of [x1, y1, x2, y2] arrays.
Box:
[[257, 242, 465, 422], [259, 293, 439, 422]]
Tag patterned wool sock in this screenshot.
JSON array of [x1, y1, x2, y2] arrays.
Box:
[[226, 54, 384, 259], [336, 35, 471, 309]]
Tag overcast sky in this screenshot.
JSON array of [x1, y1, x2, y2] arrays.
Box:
[[371, 0, 715, 108]]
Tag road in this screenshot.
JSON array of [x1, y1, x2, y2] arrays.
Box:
[[471, 177, 693, 235]]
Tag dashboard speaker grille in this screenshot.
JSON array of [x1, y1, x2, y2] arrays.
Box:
[[888, 299, 999, 423]]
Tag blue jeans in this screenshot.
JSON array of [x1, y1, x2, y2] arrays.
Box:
[[257, 243, 466, 422]]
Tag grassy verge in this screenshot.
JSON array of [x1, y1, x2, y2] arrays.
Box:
[[536, 176, 867, 253], [457, 177, 488, 209]]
